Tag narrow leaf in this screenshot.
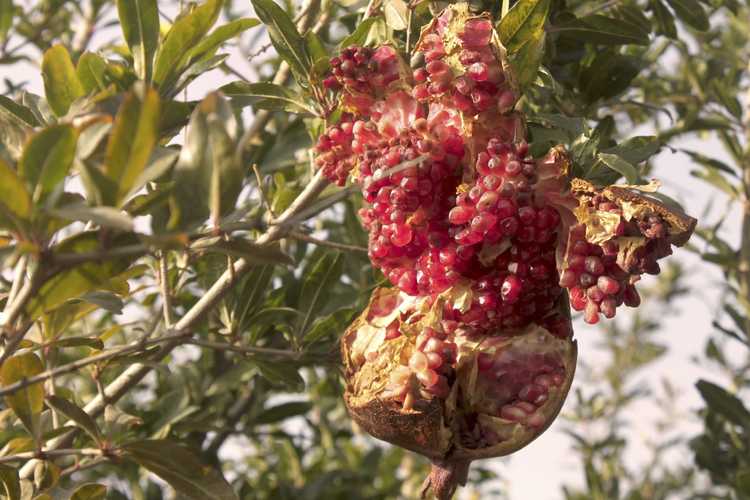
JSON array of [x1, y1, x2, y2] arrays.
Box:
[[0, 353, 44, 438], [0, 158, 31, 220], [45, 395, 102, 444], [153, 0, 223, 89], [696, 380, 750, 428], [498, 0, 551, 54], [76, 52, 110, 94], [117, 0, 159, 80], [18, 124, 78, 201], [0, 0, 12, 40], [41, 45, 85, 116], [666, 0, 709, 31], [0, 464, 20, 500], [70, 483, 107, 500], [104, 84, 161, 205], [254, 401, 312, 425], [251, 0, 310, 82], [650, 0, 677, 39], [186, 18, 259, 64], [221, 81, 317, 114], [49, 204, 135, 232], [596, 153, 640, 184], [122, 440, 238, 500], [297, 252, 342, 336], [191, 237, 293, 266], [554, 14, 650, 45]]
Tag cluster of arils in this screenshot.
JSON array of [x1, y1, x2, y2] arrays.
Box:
[[559, 179, 696, 325], [316, 5, 695, 500]]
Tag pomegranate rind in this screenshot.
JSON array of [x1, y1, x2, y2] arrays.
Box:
[[341, 286, 577, 462], [570, 178, 696, 247], [451, 329, 577, 460]]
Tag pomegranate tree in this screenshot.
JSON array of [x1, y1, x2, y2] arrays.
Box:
[[314, 5, 696, 499]]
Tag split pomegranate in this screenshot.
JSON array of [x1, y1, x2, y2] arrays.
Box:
[[315, 5, 696, 499]]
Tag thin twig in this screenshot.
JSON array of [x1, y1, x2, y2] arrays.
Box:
[[0, 331, 191, 398], [159, 253, 175, 328], [288, 230, 367, 253], [51, 244, 149, 266], [187, 338, 303, 358], [0, 448, 102, 464]]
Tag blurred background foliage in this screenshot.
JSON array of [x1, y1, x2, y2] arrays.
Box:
[[0, 0, 747, 499]]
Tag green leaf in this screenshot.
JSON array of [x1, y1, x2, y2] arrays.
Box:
[[696, 380, 750, 428], [596, 153, 640, 184], [297, 252, 342, 336], [254, 401, 312, 425], [18, 124, 79, 201], [554, 14, 650, 45], [70, 483, 107, 500], [498, 0, 551, 54], [41, 45, 85, 117], [666, 0, 709, 31], [117, 0, 159, 81], [0, 0, 13, 40], [251, 0, 310, 84], [45, 395, 102, 444], [191, 237, 293, 266], [153, 0, 223, 90], [650, 0, 677, 39], [254, 359, 305, 391], [0, 95, 39, 127], [76, 52, 110, 94], [49, 204, 135, 232], [122, 440, 238, 500], [578, 50, 640, 103], [0, 353, 44, 438], [0, 464, 20, 500], [711, 80, 743, 120], [0, 158, 31, 224], [691, 168, 738, 198], [338, 17, 381, 48], [27, 232, 138, 319], [602, 136, 661, 165], [185, 18, 259, 64], [304, 307, 356, 344], [681, 149, 736, 176], [169, 92, 242, 229], [383, 0, 409, 31], [104, 84, 161, 205], [506, 30, 546, 87], [221, 81, 317, 114]]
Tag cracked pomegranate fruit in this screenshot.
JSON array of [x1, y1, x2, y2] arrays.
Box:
[[315, 5, 696, 499]]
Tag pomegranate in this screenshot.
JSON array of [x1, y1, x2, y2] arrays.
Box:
[[342, 287, 576, 499], [314, 4, 696, 498]]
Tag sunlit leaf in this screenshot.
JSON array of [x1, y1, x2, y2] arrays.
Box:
[[666, 0, 709, 31], [221, 81, 317, 114], [70, 483, 107, 500], [117, 0, 159, 81], [251, 0, 310, 84], [0, 353, 44, 439], [18, 124, 78, 201], [122, 440, 238, 500], [41, 45, 85, 116], [104, 84, 160, 205], [45, 395, 102, 444]]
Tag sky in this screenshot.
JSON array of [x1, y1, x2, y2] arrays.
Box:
[[0, 2, 742, 498]]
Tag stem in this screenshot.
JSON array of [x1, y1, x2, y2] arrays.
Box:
[[287, 230, 368, 253], [159, 253, 175, 329], [186, 338, 303, 358], [0, 332, 193, 398], [0, 448, 102, 464]]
